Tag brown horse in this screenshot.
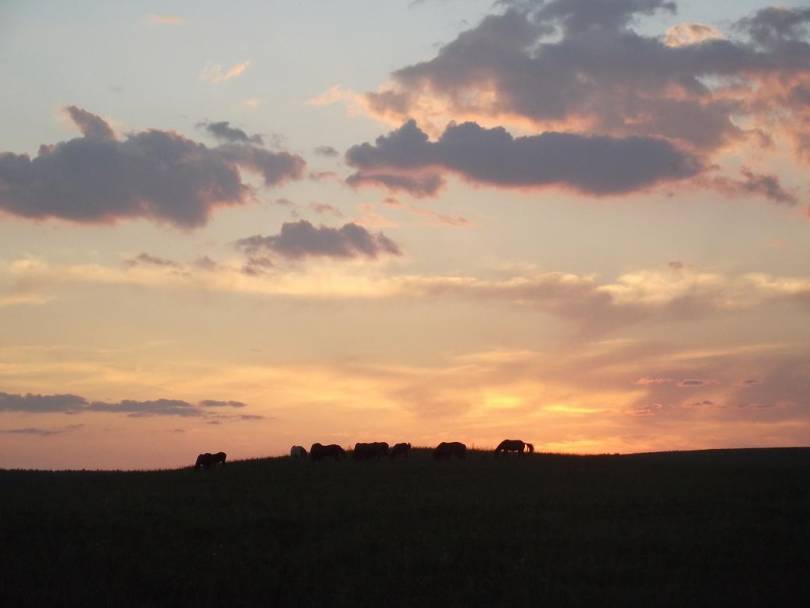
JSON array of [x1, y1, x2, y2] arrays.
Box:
[[494, 439, 534, 456], [310, 443, 346, 461], [194, 451, 227, 470], [353, 442, 390, 460], [433, 441, 466, 460], [389, 442, 411, 459]]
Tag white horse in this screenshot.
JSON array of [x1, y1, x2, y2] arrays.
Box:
[[290, 445, 308, 459]]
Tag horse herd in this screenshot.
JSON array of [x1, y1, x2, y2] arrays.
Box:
[[193, 439, 533, 469]]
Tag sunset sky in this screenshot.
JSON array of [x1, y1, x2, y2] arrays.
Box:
[[2, 0, 810, 469]]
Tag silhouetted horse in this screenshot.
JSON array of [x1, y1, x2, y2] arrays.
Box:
[[494, 439, 534, 456], [389, 442, 412, 459], [433, 441, 466, 460], [194, 451, 227, 470], [353, 442, 390, 460], [310, 443, 346, 462], [290, 445, 308, 459]]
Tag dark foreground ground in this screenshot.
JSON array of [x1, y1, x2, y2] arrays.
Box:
[[2, 448, 809, 607]]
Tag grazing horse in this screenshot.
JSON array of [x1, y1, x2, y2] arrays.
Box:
[[310, 443, 346, 462], [433, 441, 467, 460], [194, 451, 227, 470], [494, 439, 535, 456], [353, 442, 390, 460], [290, 445, 308, 459], [389, 442, 412, 460]]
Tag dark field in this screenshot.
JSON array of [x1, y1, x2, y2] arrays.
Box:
[[2, 448, 809, 607]]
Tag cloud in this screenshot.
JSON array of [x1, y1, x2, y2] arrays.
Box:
[[0, 391, 252, 418], [236, 220, 402, 260], [0, 424, 83, 437], [308, 202, 343, 217], [146, 14, 184, 25], [199, 120, 263, 145], [346, 171, 445, 197], [322, 1, 810, 204], [64, 106, 115, 140], [314, 145, 339, 157], [200, 61, 251, 84], [124, 253, 182, 270], [199, 400, 247, 408], [707, 168, 798, 205], [346, 120, 701, 196], [664, 22, 725, 47], [0, 107, 305, 228]]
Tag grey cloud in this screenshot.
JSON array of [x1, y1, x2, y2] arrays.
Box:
[[736, 6, 810, 47], [346, 171, 445, 197], [0, 391, 251, 418], [308, 202, 343, 217], [0, 424, 84, 437], [346, 120, 700, 196], [65, 106, 115, 140], [200, 399, 247, 408], [0, 107, 305, 228], [366, 1, 810, 157], [709, 168, 798, 205], [0, 392, 87, 413], [314, 145, 339, 157], [199, 120, 263, 145], [236, 220, 402, 260], [124, 253, 182, 269]]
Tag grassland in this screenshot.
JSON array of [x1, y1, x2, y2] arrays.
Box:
[[1, 448, 809, 606]]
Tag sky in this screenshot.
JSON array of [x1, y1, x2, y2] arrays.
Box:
[[1, 0, 810, 469]]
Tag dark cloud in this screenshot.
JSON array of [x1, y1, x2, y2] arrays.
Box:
[[735, 6, 810, 47], [0, 391, 251, 418], [363, 1, 810, 162], [199, 399, 247, 408], [236, 220, 402, 260], [708, 168, 798, 205], [308, 202, 343, 217], [0, 424, 83, 437], [0, 107, 305, 228], [199, 120, 263, 145], [346, 171, 445, 197], [346, 120, 700, 196], [124, 253, 182, 269], [314, 145, 339, 157], [0, 392, 87, 413], [65, 106, 116, 140]]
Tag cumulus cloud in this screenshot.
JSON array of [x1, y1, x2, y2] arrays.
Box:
[[0, 391, 252, 418], [320, 0, 810, 205], [0, 107, 305, 228], [199, 120, 263, 145], [346, 120, 700, 196], [236, 220, 402, 260]]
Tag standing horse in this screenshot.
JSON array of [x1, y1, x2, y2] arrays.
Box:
[[290, 445, 308, 459], [310, 443, 346, 462], [389, 443, 411, 459], [194, 451, 227, 470], [494, 439, 534, 456], [353, 442, 390, 460], [433, 441, 466, 460]]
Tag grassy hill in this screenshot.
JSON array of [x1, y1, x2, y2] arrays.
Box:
[[2, 448, 809, 606]]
